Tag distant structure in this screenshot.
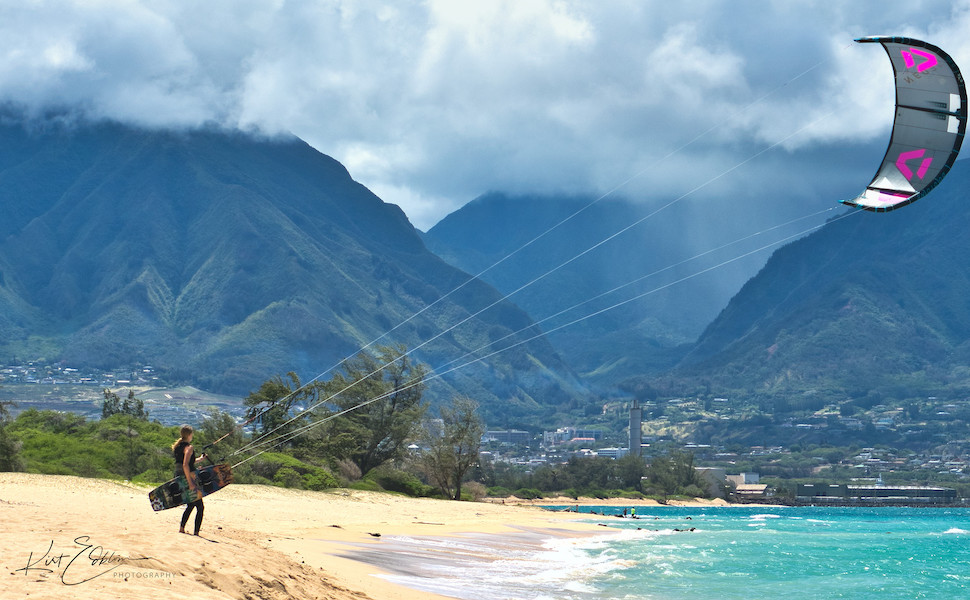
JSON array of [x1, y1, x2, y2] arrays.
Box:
[[726, 472, 760, 486], [796, 483, 957, 505], [482, 430, 531, 445], [695, 467, 727, 498], [542, 427, 603, 445], [629, 399, 642, 457], [596, 447, 629, 459]]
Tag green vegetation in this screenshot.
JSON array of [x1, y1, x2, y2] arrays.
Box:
[[8, 408, 176, 482], [0, 406, 350, 489], [0, 398, 23, 472], [479, 452, 707, 502], [101, 388, 149, 420], [0, 346, 510, 502], [314, 345, 428, 474], [419, 396, 486, 500], [0, 122, 581, 413], [0, 345, 713, 505]]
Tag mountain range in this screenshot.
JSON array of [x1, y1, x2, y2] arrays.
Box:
[[422, 191, 830, 384], [425, 162, 970, 409], [0, 120, 583, 414], [675, 159, 970, 406], [4, 117, 969, 426]]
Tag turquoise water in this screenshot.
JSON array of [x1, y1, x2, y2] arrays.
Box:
[[552, 506, 970, 599], [376, 506, 970, 599]]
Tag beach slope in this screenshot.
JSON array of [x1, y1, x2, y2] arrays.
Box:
[[0, 473, 601, 599]]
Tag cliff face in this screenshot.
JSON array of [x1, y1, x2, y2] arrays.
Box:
[[0, 122, 581, 409], [678, 160, 970, 399]]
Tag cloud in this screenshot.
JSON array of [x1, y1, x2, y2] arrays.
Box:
[[1, 0, 968, 228]]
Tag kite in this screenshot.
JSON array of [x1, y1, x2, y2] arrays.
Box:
[[842, 36, 967, 212]]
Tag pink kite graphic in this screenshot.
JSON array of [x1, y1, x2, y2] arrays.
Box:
[[901, 48, 938, 73], [895, 149, 933, 180]]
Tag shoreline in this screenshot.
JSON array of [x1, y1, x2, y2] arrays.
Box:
[[0, 473, 606, 600], [4, 474, 963, 600], [494, 495, 735, 507]]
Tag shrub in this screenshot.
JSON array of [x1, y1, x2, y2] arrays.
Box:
[[304, 470, 339, 491], [245, 452, 338, 490], [464, 481, 487, 501], [681, 484, 706, 498], [365, 467, 434, 497], [132, 468, 171, 485], [512, 488, 543, 500], [336, 458, 362, 483], [274, 466, 304, 489], [349, 479, 382, 492], [618, 490, 646, 500]]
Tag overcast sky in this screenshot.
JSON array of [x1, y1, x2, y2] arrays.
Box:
[[1, 0, 968, 230]]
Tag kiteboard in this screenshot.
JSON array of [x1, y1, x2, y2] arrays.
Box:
[[148, 463, 233, 511]]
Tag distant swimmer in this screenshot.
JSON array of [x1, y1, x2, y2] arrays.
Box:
[[172, 425, 207, 535]]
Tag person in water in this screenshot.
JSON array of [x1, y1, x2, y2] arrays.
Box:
[[172, 425, 208, 535]]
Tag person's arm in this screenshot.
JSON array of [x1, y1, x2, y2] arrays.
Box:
[[182, 444, 200, 493]]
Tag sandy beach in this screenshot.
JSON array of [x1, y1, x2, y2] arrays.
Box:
[[0, 473, 619, 599]]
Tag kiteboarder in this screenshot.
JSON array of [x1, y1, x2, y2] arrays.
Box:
[[172, 425, 207, 535]]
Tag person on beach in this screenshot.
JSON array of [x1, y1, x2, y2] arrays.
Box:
[[172, 425, 207, 535]]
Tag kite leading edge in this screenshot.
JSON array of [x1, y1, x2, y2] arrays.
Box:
[[842, 36, 967, 212]]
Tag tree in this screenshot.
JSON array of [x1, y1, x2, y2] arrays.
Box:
[[0, 399, 13, 422], [644, 452, 704, 501], [199, 409, 245, 460], [243, 372, 316, 438], [564, 456, 617, 491], [616, 453, 648, 491], [319, 345, 428, 474], [644, 455, 678, 501], [100, 389, 149, 479], [102, 389, 121, 418], [0, 398, 22, 472], [420, 396, 486, 500], [102, 389, 148, 420]]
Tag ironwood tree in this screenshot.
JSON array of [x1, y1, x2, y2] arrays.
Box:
[[420, 396, 485, 500], [317, 344, 428, 475]]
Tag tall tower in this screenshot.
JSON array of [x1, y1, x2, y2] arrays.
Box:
[[629, 398, 642, 457]]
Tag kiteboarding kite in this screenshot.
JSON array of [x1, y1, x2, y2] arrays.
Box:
[[842, 36, 967, 212]]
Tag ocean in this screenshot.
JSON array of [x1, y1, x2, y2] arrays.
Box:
[[363, 505, 970, 599]]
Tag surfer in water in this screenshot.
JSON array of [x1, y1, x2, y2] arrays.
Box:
[[172, 425, 207, 535]]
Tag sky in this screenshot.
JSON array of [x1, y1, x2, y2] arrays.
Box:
[[1, 0, 968, 230]]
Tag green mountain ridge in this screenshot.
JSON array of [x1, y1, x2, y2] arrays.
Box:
[[675, 160, 970, 403], [422, 192, 806, 384], [422, 162, 970, 419], [0, 121, 583, 412]]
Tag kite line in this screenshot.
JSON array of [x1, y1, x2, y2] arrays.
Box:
[[229, 206, 863, 467], [213, 48, 858, 460]]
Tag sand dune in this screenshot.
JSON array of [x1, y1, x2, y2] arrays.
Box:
[[0, 473, 603, 599]]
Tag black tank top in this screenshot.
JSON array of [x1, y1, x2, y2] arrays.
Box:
[[173, 440, 197, 477]]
